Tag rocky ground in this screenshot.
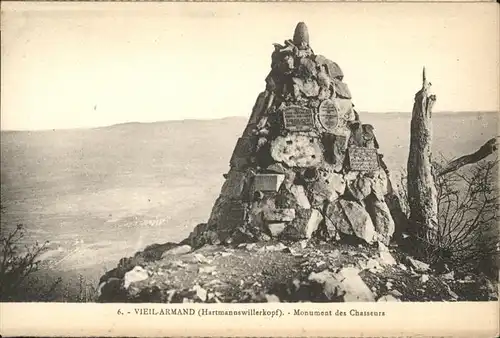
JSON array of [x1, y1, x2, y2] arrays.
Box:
[[97, 239, 498, 303]]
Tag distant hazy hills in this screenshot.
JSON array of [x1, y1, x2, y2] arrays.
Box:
[[2, 112, 497, 197]]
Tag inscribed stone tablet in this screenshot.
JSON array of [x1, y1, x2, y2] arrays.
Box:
[[282, 106, 315, 131], [253, 174, 285, 192], [348, 147, 380, 171], [318, 99, 339, 132]]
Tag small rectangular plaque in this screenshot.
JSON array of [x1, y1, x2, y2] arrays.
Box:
[[282, 106, 315, 131], [253, 174, 285, 192], [348, 147, 380, 171]]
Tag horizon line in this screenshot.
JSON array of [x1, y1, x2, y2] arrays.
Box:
[[1, 110, 498, 133]]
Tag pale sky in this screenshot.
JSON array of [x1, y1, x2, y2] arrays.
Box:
[[1, 2, 499, 131]]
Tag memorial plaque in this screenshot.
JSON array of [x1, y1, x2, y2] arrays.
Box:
[[252, 173, 285, 192], [282, 106, 315, 131], [318, 99, 339, 132], [318, 98, 354, 135], [348, 147, 380, 171]]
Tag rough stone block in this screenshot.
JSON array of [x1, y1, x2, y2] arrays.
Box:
[[333, 80, 352, 99], [332, 99, 355, 137], [327, 172, 346, 194], [208, 199, 247, 240], [304, 209, 323, 238], [247, 196, 275, 229], [307, 171, 345, 206], [308, 270, 342, 301], [308, 267, 374, 302], [346, 175, 372, 202], [267, 223, 287, 237], [335, 267, 375, 302], [252, 173, 285, 192], [287, 209, 323, 239], [161, 245, 192, 258], [220, 170, 247, 199], [407, 257, 430, 273], [270, 134, 324, 168], [314, 55, 344, 80], [230, 137, 256, 169], [263, 208, 296, 222], [250, 91, 268, 122], [243, 91, 269, 135], [378, 250, 397, 266], [361, 124, 379, 149], [322, 133, 349, 171], [365, 195, 395, 245], [293, 77, 320, 98], [348, 122, 364, 148], [282, 169, 297, 190], [221, 202, 246, 228], [385, 190, 410, 238], [265, 163, 287, 174], [370, 169, 390, 201], [327, 199, 376, 244], [290, 185, 311, 209], [323, 214, 338, 240], [123, 266, 149, 289], [265, 163, 296, 189]]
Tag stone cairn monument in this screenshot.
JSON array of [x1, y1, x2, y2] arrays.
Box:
[[186, 22, 396, 249]]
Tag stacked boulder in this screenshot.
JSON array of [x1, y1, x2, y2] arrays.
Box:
[[186, 22, 396, 249]]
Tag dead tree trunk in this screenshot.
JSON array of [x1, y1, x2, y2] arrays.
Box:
[[407, 67, 439, 241]]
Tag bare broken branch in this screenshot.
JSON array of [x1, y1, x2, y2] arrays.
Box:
[[438, 137, 499, 176]]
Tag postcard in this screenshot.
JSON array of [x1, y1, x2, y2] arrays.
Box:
[[1, 1, 498, 336]]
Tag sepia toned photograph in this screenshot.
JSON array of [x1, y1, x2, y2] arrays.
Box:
[[0, 2, 498, 330]]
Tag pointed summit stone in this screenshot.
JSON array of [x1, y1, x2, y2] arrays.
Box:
[[293, 22, 310, 47]]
